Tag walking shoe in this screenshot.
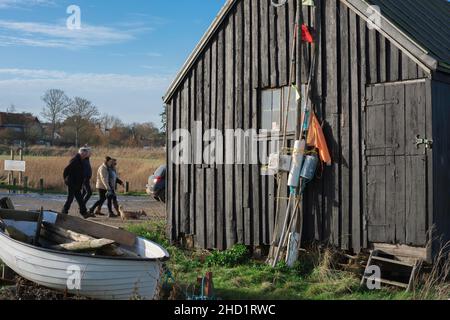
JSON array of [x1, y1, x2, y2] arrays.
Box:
[[108, 212, 118, 218], [82, 212, 96, 219], [95, 208, 105, 216]]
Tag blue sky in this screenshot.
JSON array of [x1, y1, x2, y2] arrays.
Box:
[[0, 0, 225, 126]]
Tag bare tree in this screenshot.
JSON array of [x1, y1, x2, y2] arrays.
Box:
[[99, 114, 123, 133], [65, 97, 99, 147], [41, 89, 72, 145]]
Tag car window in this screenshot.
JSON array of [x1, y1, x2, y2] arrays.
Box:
[[155, 165, 166, 177]]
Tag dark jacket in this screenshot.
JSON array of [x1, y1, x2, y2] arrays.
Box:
[[82, 158, 92, 181], [63, 154, 84, 189]]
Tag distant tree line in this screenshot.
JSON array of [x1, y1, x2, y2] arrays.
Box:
[[0, 89, 165, 148]]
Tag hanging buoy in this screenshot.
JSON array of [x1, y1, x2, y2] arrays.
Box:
[[300, 154, 319, 181], [288, 140, 306, 188]]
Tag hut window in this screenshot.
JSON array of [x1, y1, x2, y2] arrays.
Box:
[[260, 86, 298, 133]]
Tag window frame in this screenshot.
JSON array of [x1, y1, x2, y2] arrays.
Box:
[[258, 85, 302, 138]]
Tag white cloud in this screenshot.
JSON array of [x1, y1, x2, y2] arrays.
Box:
[[0, 20, 135, 48], [0, 68, 172, 124], [0, 0, 54, 9], [0, 68, 170, 91]]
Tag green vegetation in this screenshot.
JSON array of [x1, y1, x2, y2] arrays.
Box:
[[205, 244, 250, 267], [126, 221, 416, 300]]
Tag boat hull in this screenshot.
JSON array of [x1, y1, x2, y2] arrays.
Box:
[[0, 232, 163, 300]]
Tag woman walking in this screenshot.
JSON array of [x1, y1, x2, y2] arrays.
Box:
[[89, 156, 114, 217], [107, 159, 124, 216]]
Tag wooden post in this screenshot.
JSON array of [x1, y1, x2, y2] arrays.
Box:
[[23, 176, 28, 193], [39, 178, 44, 194], [124, 181, 129, 194], [8, 148, 14, 185], [12, 178, 17, 189], [19, 148, 23, 185]]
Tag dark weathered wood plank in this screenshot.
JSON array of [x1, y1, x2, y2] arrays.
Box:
[[390, 45, 400, 82], [287, 0, 296, 86], [349, 11, 361, 253], [189, 72, 196, 236], [207, 41, 218, 249], [225, 14, 237, 248], [251, 0, 261, 246], [405, 155, 427, 246], [269, 0, 278, 86], [235, 2, 244, 244], [368, 28, 377, 84], [324, 0, 340, 246], [166, 97, 175, 241], [206, 168, 215, 249], [174, 91, 181, 241], [181, 79, 190, 235], [379, 35, 386, 83], [425, 79, 433, 252], [242, 0, 252, 245], [366, 156, 387, 243], [277, 3, 288, 86], [405, 82, 427, 246], [359, 16, 368, 249], [216, 28, 226, 250], [195, 59, 206, 248], [310, 0, 324, 243], [204, 47, 213, 249], [339, 2, 350, 250], [260, 0, 270, 88], [301, 2, 311, 83]]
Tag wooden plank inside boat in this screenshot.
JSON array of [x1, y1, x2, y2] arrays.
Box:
[[40, 223, 137, 257], [0, 209, 40, 222], [5, 225, 34, 244], [52, 239, 115, 252], [54, 214, 136, 247]]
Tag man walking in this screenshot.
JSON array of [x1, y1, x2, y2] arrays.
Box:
[[62, 147, 94, 218], [81, 146, 93, 206]]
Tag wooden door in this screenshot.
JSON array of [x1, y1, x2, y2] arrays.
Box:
[[364, 81, 429, 246]]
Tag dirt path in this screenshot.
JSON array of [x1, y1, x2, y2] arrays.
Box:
[[0, 190, 166, 228]]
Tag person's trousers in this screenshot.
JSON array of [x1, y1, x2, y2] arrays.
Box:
[[107, 193, 119, 214], [81, 180, 92, 205], [63, 186, 87, 215], [90, 189, 107, 213]]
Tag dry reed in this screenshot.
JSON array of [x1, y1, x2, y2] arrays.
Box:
[[0, 147, 165, 193]]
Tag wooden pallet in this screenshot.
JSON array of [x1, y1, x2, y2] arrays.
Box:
[[361, 250, 421, 291]]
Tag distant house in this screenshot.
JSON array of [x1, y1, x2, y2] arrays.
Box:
[[0, 112, 43, 145]]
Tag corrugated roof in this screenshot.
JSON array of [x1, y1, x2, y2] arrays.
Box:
[[366, 0, 450, 70]]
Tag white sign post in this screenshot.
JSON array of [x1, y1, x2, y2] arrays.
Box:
[[4, 160, 26, 173]]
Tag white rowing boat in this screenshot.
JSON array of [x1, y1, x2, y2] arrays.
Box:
[[0, 209, 170, 300]]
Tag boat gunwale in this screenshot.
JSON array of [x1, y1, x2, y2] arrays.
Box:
[[0, 230, 170, 263]]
